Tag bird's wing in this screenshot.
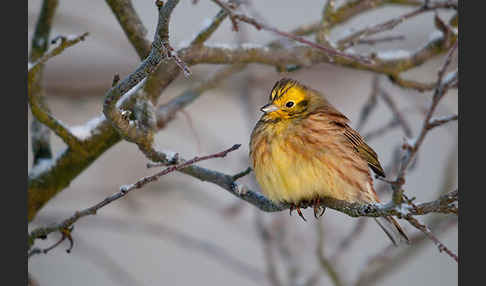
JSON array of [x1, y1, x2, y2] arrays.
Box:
[[306, 104, 386, 177], [341, 124, 386, 177]]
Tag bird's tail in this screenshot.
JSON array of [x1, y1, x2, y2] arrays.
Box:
[[374, 216, 410, 246]]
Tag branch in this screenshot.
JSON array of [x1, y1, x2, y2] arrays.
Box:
[[29, 0, 59, 166], [337, 1, 457, 49], [414, 190, 458, 215], [28, 32, 89, 74], [35, 213, 266, 284], [103, 0, 186, 151], [28, 145, 240, 251], [378, 82, 413, 137], [105, 0, 151, 58], [190, 8, 229, 45], [405, 216, 458, 262], [28, 33, 89, 150], [182, 27, 456, 75], [388, 74, 437, 92], [155, 64, 246, 129], [427, 114, 458, 130], [391, 52, 458, 204], [211, 0, 373, 65]]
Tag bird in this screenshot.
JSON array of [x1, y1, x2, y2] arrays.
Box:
[[249, 78, 409, 245]]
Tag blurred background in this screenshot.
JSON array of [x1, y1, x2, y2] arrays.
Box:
[[28, 1, 457, 285]]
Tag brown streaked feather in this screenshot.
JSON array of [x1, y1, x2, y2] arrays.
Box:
[[309, 103, 386, 178], [342, 126, 386, 177]]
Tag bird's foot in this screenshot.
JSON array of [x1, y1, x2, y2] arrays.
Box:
[[289, 203, 307, 222], [312, 198, 326, 219]]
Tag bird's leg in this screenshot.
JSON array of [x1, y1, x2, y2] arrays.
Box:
[[313, 198, 326, 219]]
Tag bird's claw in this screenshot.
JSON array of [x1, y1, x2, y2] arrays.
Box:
[[289, 203, 307, 222]]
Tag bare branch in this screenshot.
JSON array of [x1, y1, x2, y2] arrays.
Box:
[[29, 0, 59, 166], [405, 216, 458, 262], [352, 35, 405, 46], [106, 0, 151, 58], [388, 74, 436, 92], [28, 145, 240, 251], [337, 1, 457, 49], [103, 0, 185, 149], [413, 189, 458, 215], [211, 0, 374, 65], [190, 8, 230, 45], [28, 33, 89, 74], [155, 64, 246, 129], [378, 83, 413, 137], [121, 144, 240, 192], [391, 69, 458, 204], [183, 28, 456, 75], [427, 114, 458, 130], [28, 33, 89, 150]]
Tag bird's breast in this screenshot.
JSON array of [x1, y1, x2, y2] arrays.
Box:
[[250, 120, 372, 204]]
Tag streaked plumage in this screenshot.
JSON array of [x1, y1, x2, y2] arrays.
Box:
[[249, 78, 408, 245]]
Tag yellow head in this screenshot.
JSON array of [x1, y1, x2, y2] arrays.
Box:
[[260, 78, 319, 121]]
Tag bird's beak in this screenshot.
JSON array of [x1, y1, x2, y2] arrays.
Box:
[[260, 103, 279, 113]]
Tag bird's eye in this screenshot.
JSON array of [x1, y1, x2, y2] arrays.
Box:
[[286, 101, 294, 108]]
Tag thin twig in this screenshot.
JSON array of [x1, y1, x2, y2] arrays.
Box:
[[211, 0, 374, 65], [378, 84, 413, 137], [356, 75, 380, 132], [391, 51, 458, 204], [28, 145, 240, 252], [427, 114, 458, 130], [28, 33, 89, 74], [121, 144, 240, 193], [405, 216, 458, 262], [338, 1, 457, 48]]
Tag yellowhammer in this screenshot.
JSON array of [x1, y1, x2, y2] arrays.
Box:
[[249, 78, 409, 245]]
